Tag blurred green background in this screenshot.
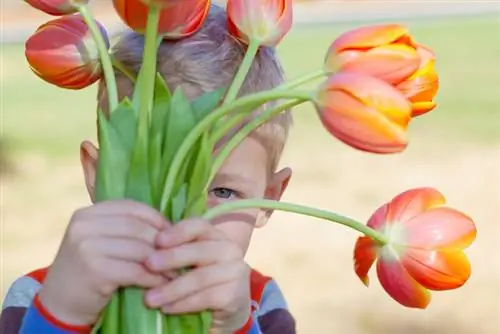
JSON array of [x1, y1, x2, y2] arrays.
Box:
[[1, 2, 499, 333]]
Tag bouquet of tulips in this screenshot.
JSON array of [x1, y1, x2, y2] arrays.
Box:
[[23, 0, 477, 333]]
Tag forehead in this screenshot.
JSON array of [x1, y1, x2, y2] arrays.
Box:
[[215, 135, 270, 187]]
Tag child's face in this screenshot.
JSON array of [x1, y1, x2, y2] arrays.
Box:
[[80, 135, 291, 254]]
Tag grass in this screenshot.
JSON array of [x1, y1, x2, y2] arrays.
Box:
[[2, 15, 499, 158]]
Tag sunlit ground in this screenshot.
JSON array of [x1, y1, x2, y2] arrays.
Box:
[[2, 15, 500, 333]]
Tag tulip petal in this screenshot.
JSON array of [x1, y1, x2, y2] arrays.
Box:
[[386, 187, 445, 224], [402, 207, 476, 250], [377, 246, 431, 308], [331, 24, 410, 52], [353, 236, 378, 286], [329, 44, 420, 84], [402, 248, 472, 291], [227, 0, 292, 46], [366, 203, 389, 230], [317, 90, 408, 154], [411, 101, 436, 117], [324, 72, 412, 126]]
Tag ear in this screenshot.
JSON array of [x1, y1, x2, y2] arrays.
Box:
[[255, 167, 293, 228], [80, 140, 99, 203]]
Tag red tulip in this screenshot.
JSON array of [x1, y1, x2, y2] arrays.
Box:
[[397, 45, 439, 117], [227, 0, 293, 47], [354, 188, 476, 308], [113, 0, 210, 38], [314, 71, 412, 154], [24, 0, 87, 16], [25, 14, 109, 90], [325, 24, 421, 85]]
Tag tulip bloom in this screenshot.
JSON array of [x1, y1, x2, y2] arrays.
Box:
[[354, 188, 476, 308], [25, 14, 108, 90], [325, 24, 421, 85], [113, 0, 210, 37], [24, 0, 86, 16], [314, 71, 412, 154], [397, 45, 439, 117], [227, 0, 293, 47]]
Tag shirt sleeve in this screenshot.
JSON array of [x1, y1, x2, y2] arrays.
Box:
[[1, 275, 91, 334], [255, 279, 296, 334], [1, 275, 41, 334]]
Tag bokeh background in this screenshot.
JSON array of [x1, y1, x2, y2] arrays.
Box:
[[1, 0, 500, 333]]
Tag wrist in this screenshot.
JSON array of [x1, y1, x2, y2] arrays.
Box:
[[38, 286, 94, 329]]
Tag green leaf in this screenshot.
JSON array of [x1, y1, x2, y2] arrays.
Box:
[[150, 74, 172, 205], [170, 183, 188, 223], [94, 111, 131, 202], [126, 95, 152, 204], [185, 133, 212, 216], [109, 98, 138, 152], [162, 88, 196, 172], [191, 88, 225, 122]]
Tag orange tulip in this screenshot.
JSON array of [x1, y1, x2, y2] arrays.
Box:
[[314, 71, 412, 154], [325, 24, 421, 85], [354, 188, 476, 308], [227, 0, 293, 47], [397, 45, 439, 117], [24, 0, 86, 16], [25, 14, 109, 90], [113, 0, 210, 38]]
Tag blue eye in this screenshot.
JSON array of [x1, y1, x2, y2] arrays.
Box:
[[211, 187, 236, 199]]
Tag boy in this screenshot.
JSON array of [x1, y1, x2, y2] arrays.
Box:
[[1, 4, 295, 333]]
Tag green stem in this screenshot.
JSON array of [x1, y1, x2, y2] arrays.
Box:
[[160, 90, 311, 213], [203, 199, 388, 246], [209, 99, 304, 184], [222, 39, 260, 106], [277, 68, 326, 91], [78, 5, 118, 112], [111, 56, 136, 83], [138, 6, 160, 126]]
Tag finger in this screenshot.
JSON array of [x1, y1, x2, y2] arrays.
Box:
[[160, 282, 246, 314], [75, 218, 160, 245], [145, 261, 245, 308], [76, 200, 169, 230], [146, 241, 243, 272], [156, 218, 225, 248], [84, 237, 155, 262], [93, 258, 165, 296]]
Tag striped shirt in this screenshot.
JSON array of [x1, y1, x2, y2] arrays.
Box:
[[0, 267, 296, 334]]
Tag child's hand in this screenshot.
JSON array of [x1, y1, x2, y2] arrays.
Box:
[[144, 218, 252, 332], [38, 200, 168, 326]]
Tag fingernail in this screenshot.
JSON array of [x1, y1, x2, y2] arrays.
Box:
[[146, 290, 163, 307]]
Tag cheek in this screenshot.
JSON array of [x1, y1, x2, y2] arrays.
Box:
[[212, 209, 260, 252]]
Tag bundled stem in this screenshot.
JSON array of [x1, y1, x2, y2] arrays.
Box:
[[208, 99, 304, 184], [160, 90, 311, 213], [203, 199, 388, 246]]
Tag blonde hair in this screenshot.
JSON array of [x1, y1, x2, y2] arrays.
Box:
[[97, 4, 292, 170]]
